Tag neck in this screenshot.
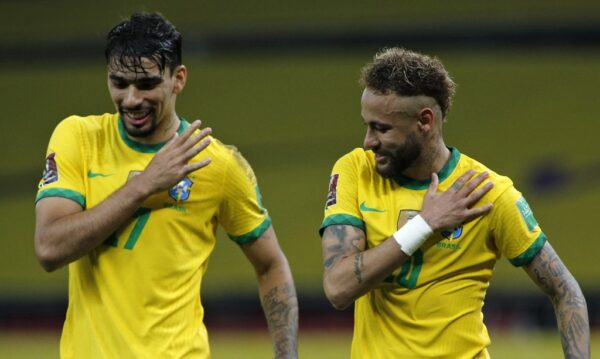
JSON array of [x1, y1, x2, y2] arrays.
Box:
[[130, 112, 180, 145], [158, 113, 181, 141], [402, 141, 450, 181]]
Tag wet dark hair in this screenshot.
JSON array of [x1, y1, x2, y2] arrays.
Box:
[[105, 12, 182, 75], [360, 48, 456, 118]]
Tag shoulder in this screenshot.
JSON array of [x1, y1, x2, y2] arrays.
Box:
[[204, 137, 258, 178], [456, 151, 514, 202], [334, 148, 373, 169], [54, 113, 117, 135], [204, 137, 245, 164]]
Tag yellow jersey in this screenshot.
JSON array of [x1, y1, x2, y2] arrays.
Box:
[[320, 147, 546, 359], [37, 113, 270, 358]]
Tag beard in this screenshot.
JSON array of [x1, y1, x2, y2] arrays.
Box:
[[119, 107, 158, 138], [375, 131, 422, 178]]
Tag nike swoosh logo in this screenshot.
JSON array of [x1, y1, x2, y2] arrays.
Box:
[[87, 170, 113, 178], [359, 201, 385, 213]]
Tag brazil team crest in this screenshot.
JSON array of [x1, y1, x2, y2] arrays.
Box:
[[441, 226, 463, 240], [169, 177, 193, 202], [397, 209, 419, 229]]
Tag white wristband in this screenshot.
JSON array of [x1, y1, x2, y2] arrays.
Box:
[[393, 214, 434, 256]]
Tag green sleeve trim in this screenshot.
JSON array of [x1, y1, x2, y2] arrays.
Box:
[[509, 232, 547, 267], [228, 216, 272, 245], [319, 214, 365, 236], [35, 188, 86, 208]]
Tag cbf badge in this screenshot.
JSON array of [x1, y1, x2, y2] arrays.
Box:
[[397, 209, 419, 229], [169, 177, 193, 202], [441, 226, 463, 240]]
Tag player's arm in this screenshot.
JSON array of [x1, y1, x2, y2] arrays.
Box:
[[241, 225, 298, 359], [322, 170, 494, 310], [322, 224, 405, 310], [522, 241, 590, 358], [34, 121, 212, 272]]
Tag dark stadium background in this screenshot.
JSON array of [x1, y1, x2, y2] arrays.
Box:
[[1, 0, 599, 357]]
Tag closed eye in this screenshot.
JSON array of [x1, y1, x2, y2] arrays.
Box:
[[110, 79, 128, 89], [370, 123, 391, 133], [135, 78, 163, 91]]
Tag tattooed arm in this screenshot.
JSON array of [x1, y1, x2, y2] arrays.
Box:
[[523, 242, 590, 359], [322, 224, 412, 309], [322, 171, 494, 310], [242, 225, 298, 359]]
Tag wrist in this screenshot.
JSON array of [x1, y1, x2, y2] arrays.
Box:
[[392, 214, 434, 256], [126, 174, 155, 200], [418, 211, 438, 231]]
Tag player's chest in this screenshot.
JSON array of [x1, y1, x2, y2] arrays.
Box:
[[358, 187, 424, 241], [358, 187, 469, 250], [83, 152, 219, 213]]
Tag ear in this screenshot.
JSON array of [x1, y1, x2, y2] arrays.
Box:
[[172, 65, 187, 94], [416, 107, 436, 132]]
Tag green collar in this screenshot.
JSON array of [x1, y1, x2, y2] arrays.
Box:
[[118, 116, 189, 153], [393, 147, 461, 190]]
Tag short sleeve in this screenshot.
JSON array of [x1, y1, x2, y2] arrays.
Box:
[[218, 147, 271, 245], [319, 151, 365, 236], [35, 117, 86, 208], [491, 186, 547, 266]]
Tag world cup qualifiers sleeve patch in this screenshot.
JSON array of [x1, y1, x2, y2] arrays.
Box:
[[516, 196, 538, 231], [325, 174, 339, 208], [39, 152, 58, 188]]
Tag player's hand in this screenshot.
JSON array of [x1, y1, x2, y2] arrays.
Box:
[[419, 170, 493, 232], [137, 119, 212, 195]]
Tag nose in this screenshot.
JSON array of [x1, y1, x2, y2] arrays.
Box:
[[363, 127, 379, 150], [122, 86, 143, 108]]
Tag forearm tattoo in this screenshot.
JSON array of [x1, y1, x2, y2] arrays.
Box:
[[354, 253, 364, 284], [261, 284, 298, 358], [528, 244, 590, 358], [323, 225, 363, 269]]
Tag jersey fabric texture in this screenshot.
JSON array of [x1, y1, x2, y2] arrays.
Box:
[[36, 113, 271, 358], [320, 147, 546, 359]]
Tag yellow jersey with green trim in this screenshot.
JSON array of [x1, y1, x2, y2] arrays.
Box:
[[36, 113, 270, 359], [320, 147, 546, 359]]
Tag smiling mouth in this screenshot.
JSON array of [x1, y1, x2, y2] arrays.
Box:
[[121, 109, 153, 126], [374, 153, 388, 164]]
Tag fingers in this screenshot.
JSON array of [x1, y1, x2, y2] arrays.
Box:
[[458, 171, 490, 197], [463, 203, 493, 223], [186, 157, 212, 173], [161, 120, 212, 160], [174, 119, 205, 144], [159, 119, 204, 151], [450, 169, 475, 192], [464, 181, 494, 207], [184, 137, 212, 159], [182, 119, 204, 139], [158, 131, 179, 153], [426, 172, 439, 195], [185, 127, 212, 150]]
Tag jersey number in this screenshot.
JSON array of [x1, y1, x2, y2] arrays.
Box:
[[384, 249, 424, 289], [104, 207, 152, 250]]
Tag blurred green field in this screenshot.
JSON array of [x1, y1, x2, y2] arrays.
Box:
[[0, 329, 597, 358]]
